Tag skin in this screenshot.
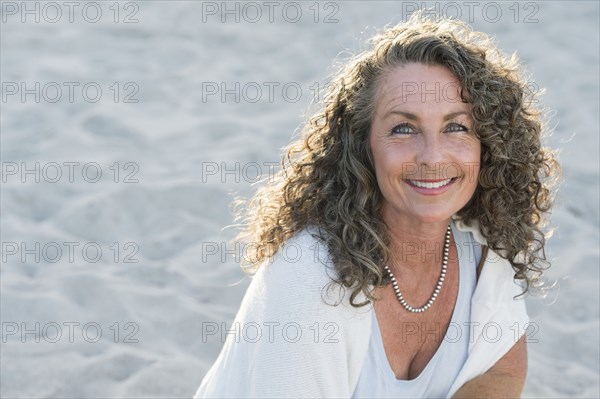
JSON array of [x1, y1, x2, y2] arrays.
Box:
[[369, 63, 527, 396]]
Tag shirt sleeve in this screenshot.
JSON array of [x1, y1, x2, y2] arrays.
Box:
[[193, 230, 372, 398]]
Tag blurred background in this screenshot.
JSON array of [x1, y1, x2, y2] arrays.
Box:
[[1, 1, 598, 397]]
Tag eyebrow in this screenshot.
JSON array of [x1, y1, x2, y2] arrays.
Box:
[[384, 110, 471, 121]]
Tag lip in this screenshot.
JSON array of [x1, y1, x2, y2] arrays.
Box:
[[404, 177, 459, 195]]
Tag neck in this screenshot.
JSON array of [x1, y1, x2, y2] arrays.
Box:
[[383, 208, 452, 272]]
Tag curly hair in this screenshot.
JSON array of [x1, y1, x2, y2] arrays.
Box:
[[234, 11, 560, 307]]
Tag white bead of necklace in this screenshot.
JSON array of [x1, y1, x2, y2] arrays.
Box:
[[383, 224, 451, 313]]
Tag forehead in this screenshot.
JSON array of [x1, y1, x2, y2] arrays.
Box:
[[375, 63, 468, 113]]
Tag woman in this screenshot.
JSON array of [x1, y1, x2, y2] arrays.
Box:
[[195, 12, 559, 398]]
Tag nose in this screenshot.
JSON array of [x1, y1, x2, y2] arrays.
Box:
[[415, 131, 446, 172]]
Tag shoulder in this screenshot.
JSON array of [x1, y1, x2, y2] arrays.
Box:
[[453, 216, 488, 246], [251, 228, 340, 305], [256, 227, 336, 291], [244, 227, 372, 324], [453, 217, 527, 308], [447, 219, 530, 396], [197, 228, 373, 397], [453, 216, 512, 281]]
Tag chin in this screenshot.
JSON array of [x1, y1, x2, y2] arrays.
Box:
[[409, 207, 457, 224]]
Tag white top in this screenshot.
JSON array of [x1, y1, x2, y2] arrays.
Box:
[[194, 218, 529, 398], [352, 222, 478, 398]]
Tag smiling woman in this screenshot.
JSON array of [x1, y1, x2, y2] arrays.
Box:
[[370, 63, 481, 226], [194, 11, 560, 399]]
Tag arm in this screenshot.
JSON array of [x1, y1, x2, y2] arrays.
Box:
[[452, 335, 527, 399]]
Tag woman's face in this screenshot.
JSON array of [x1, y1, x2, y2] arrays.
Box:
[[369, 63, 480, 225]]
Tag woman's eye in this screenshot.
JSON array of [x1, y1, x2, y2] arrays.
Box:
[[446, 123, 469, 133], [391, 123, 415, 135]]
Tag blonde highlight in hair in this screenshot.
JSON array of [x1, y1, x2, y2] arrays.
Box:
[[234, 12, 560, 307]]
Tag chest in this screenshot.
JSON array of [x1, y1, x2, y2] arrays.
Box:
[[372, 256, 460, 381]]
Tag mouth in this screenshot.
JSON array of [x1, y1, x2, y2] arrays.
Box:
[[404, 177, 459, 194]]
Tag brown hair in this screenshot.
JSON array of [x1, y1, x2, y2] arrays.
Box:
[[234, 12, 560, 307]]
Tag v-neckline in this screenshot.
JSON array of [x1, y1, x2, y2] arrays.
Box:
[[371, 221, 466, 383]]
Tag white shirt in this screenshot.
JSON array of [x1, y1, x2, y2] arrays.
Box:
[[352, 222, 478, 398], [194, 219, 529, 398]]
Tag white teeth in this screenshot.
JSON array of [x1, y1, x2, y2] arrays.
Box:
[[408, 178, 452, 189]]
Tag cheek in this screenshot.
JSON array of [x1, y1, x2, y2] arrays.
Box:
[[469, 141, 481, 164], [454, 138, 481, 166], [373, 146, 414, 180], [371, 136, 397, 170], [460, 141, 481, 188]]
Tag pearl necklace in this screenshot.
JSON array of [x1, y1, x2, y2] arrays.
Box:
[[383, 224, 451, 313]]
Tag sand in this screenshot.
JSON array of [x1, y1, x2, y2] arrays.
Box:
[[1, 1, 598, 397]]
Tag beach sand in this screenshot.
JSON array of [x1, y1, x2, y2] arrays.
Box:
[[1, 1, 598, 397]]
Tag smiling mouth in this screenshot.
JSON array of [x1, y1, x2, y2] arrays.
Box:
[[405, 177, 458, 189]]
